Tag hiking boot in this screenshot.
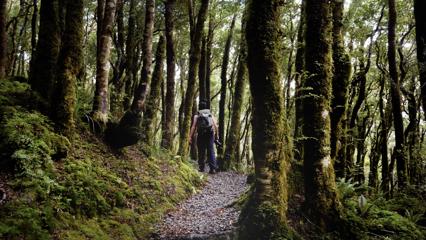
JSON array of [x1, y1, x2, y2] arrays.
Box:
[[208, 169, 216, 174], [199, 168, 205, 173]]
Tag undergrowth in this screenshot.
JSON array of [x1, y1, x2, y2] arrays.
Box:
[[0, 79, 204, 239], [336, 178, 426, 240]]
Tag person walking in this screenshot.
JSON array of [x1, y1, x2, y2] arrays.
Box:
[[189, 100, 219, 173]]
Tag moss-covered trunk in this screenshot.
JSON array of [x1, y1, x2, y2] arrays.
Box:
[[122, 0, 136, 111], [92, 0, 117, 124], [0, 0, 7, 78], [302, 0, 342, 231], [178, 0, 209, 157], [414, 0, 426, 120], [53, 0, 84, 137], [131, 0, 155, 113], [142, 36, 165, 145], [218, 15, 236, 170], [29, 0, 61, 101], [294, 0, 305, 163], [239, 1, 291, 239], [387, 0, 408, 188], [223, 16, 247, 171], [161, 0, 176, 150], [402, 79, 420, 185], [330, 0, 351, 163]]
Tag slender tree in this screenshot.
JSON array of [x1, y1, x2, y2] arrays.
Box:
[[223, 12, 247, 171], [0, 0, 6, 78], [178, 0, 209, 156], [122, 0, 137, 110], [330, 0, 351, 162], [414, 0, 426, 120], [218, 14, 236, 169], [162, 0, 177, 150], [92, 0, 118, 124], [294, 0, 305, 163], [302, 0, 342, 231], [387, 0, 408, 188], [131, 0, 155, 112], [53, 0, 84, 137], [239, 0, 292, 238], [142, 35, 166, 145]]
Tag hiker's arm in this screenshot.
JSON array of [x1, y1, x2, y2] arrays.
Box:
[[189, 115, 198, 143], [212, 116, 219, 139]]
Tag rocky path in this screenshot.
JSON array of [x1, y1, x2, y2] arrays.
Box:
[[153, 171, 248, 240]]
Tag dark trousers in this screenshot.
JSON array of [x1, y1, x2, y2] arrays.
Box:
[[197, 132, 217, 171]]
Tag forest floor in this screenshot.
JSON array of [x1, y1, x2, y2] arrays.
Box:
[[152, 170, 248, 240]]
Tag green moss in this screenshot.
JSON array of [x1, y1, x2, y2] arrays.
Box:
[[0, 78, 204, 239], [239, 199, 301, 240]]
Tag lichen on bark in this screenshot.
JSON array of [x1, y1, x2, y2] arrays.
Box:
[[239, 0, 293, 238]]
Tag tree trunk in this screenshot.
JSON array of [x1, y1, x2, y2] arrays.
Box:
[[162, 0, 177, 150], [199, 36, 207, 103], [131, 0, 155, 112], [414, 0, 426, 120], [142, 35, 166, 145], [122, 0, 136, 111], [92, 0, 117, 124], [402, 78, 420, 185], [53, 0, 84, 137], [330, 0, 351, 162], [239, 1, 291, 239], [29, 0, 61, 101], [206, 16, 214, 108], [110, 0, 126, 117], [223, 13, 247, 171], [218, 14, 236, 169], [302, 0, 342, 231], [178, 0, 209, 157], [387, 0, 407, 188], [294, 0, 305, 163], [0, 0, 7, 78]]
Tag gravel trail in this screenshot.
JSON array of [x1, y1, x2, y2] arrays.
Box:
[[153, 171, 248, 240]]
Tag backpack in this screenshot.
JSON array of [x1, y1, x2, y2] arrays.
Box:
[[197, 109, 213, 135]]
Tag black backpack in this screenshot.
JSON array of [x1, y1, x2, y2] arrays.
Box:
[[197, 109, 213, 135]]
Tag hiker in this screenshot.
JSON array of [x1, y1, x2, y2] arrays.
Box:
[[189, 100, 219, 174]]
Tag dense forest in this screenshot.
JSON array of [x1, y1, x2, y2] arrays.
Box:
[[0, 0, 425, 239]]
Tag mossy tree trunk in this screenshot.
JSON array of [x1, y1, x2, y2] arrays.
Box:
[[131, 0, 155, 113], [294, 0, 305, 163], [302, 0, 342, 231], [161, 0, 176, 150], [223, 15, 247, 171], [29, 0, 61, 102], [122, 0, 136, 111], [218, 14, 236, 170], [178, 0, 209, 157], [0, 0, 7, 78], [92, 0, 117, 124], [239, 0, 292, 239], [218, 15, 236, 170], [378, 76, 390, 194], [142, 35, 165, 145], [53, 0, 84, 137], [110, 0, 126, 117], [387, 0, 408, 188], [414, 0, 426, 120], [330, 0, 351, 164], [402, 79, 420, 184]]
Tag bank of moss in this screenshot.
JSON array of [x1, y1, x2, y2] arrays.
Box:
[[0, 79, 203, 239]]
